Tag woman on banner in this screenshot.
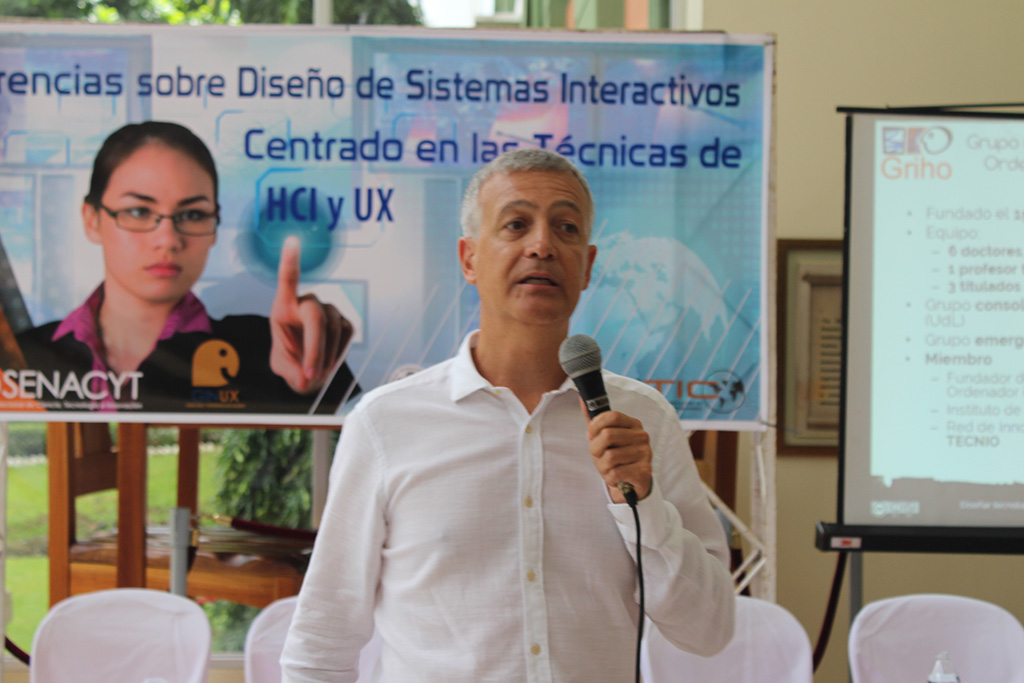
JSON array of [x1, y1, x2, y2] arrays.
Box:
[[16, 120, 357, 415]]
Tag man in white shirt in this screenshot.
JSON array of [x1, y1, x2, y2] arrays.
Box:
[[280, 149, 735, 682]]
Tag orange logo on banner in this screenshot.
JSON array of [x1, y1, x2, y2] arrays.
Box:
[[191, 340, 240, 387]]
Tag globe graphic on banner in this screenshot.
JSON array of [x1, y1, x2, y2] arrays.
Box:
[[252, 194, 335, 274], [584, 232, 731, 375]]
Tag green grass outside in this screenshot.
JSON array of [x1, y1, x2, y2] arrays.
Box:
[[5, 441, 223, 653], [6, 556, 47, 654]]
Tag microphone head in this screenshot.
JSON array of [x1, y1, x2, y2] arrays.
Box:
[[558, 334, 602, 378]]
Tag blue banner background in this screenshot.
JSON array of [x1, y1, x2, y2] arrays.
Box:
[[0, 25, 772, 427]]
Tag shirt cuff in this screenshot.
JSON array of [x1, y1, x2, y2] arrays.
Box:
[[607, 478, 674, 548]]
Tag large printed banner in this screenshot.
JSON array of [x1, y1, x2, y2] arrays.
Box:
[[0, 24, 772, 428]]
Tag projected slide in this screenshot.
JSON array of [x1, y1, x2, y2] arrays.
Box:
[[844, 112, 1024, 528]]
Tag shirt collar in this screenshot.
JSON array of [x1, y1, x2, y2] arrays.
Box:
[[450, 331, 492, 402], [52, 286, 106, 363], [52, 285, 214, 350], [449, 330, 578, 403], [163, 291, 214, 338]]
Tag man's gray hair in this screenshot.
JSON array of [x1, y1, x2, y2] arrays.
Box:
[[459, 148, 594, 239]]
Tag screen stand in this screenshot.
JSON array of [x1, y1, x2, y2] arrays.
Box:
[[847, 551, 863, 683]]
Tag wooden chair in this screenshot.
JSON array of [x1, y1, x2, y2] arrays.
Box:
[[47, 422, 311, 608], [689, 429, 739, 511], [689, 429, 745, 579]]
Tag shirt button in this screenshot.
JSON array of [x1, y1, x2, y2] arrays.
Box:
[[524, 496, 533, 508], [526, 570, 536, 582], [525, 425, 533, 434], [531, 644, 541, 656]]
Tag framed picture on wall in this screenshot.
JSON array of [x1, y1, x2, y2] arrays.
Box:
[[777, 239, 844, 455]]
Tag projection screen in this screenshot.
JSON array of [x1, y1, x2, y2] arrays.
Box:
[[837, 108, 1024, 550]]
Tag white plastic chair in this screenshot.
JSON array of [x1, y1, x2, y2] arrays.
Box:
[[641, 595, 813, 682], [244, 595, 381, 683], [30, 587, 211, 683], [849, 593, 1024, 683]]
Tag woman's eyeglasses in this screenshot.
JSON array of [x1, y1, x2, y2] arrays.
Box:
[[100, 205, 219, 236]]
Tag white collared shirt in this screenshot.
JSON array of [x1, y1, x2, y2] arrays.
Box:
[[281, 332, 734, 682]]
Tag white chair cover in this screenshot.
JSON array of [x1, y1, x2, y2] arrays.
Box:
[[244, 595, 381, 683], [641, 595, 813, 682], [29, 588, 210, 683], [849, 593, 1024, 683], [244, 596, 298, 683]]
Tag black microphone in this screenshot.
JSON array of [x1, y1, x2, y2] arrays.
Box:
[[558, 333, 609, 418], [558, 334, 637, 505]]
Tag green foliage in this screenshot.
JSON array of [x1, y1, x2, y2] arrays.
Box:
[[80, 0, 241, 24], [0, 0, 421, 25], [7, 423, 47, 457], [206, 428, 318, 650], [214, 428, 314, 527], [0, 0, 80, 19], [146, 426, 181, 448], [205, 600, 260, 650], [5, 423, 208, 457]]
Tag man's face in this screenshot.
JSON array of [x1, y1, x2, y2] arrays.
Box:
[[458, 170, 597, 332]]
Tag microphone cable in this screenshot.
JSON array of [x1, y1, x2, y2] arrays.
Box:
[[558, 334, 644, 680], [620, 482, 643, 683]]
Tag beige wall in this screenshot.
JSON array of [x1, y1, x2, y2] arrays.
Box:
[[710, 2, 1024, 682]]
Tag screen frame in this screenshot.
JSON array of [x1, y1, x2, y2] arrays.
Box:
[[832, 107, 1024, 552]]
